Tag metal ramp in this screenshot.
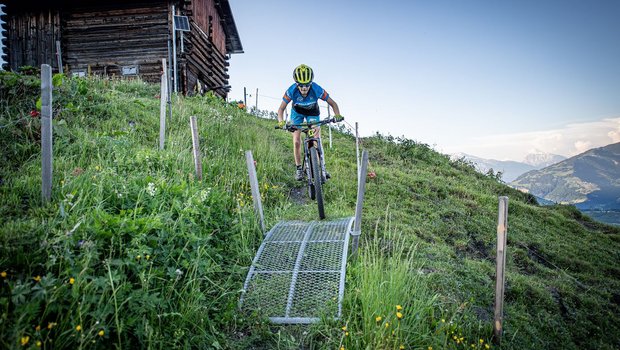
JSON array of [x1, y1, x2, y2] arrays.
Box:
[[239, 217, 354, 324]]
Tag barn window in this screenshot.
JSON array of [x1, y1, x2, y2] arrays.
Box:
[[73, 70, 86, 77]]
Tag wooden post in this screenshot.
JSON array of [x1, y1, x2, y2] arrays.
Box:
[[55, 41, 63, 74], [244, 87, 247, 108], [351, 150, 369, 256], [41, 64, 53, 202], [189, 116, 202, 181], [159, 59, 168, 150], [493, 196, 509, 343], [245, 151, 266, 233], [255, 88, 258, 112]]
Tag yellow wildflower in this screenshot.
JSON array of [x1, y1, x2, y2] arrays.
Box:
[[98, 330, 105, 337], [396, 312, 403, 320], [146, 255, 151, 260], [441, 319, 445, 323], [69, 277, 75, 285], [341, 325, 347, 331], [47, 322, 57, 329], [136, 255, 141, 260], [485, 345, 490, 349], [33, 275, 42, 282], [36, 340, 42, 347], [75, 325, 82, 331], [35, 325, 41, 331], [385, 322, 389, 328], [1, 271, 6, 278], [340, 347, 345, 350], [375, 316, 382, 322], [396, 305, 403, 311], [345, 332, 349, 336], [21, 336, 30, 346], [480, 339, 484, 344], [400, 345, 405, 349], [428, 347, 433, 350]]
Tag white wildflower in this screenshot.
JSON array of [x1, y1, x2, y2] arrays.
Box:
[[146, 182, 157, 196], [199, 188, 211, 202]]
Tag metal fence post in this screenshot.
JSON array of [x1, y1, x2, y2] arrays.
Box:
[[41, 64, 53, 202], [351, 150, 369, 256], [245, 151, 265, 233]]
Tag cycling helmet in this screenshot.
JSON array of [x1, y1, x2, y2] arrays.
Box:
[[293, 64, 314, 84]]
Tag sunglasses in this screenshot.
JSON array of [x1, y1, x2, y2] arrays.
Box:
[[297, 83, 311, 88]]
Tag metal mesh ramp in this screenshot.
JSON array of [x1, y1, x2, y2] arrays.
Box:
[[239, 217, 354, 324]]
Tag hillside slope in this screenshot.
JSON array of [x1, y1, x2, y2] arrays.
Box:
[[1, 72, 619, 349], [511, 142, 620, 209]]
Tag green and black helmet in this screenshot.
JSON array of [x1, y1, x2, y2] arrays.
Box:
[[293, 64, 314, 84]]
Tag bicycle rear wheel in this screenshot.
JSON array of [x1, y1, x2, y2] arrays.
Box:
[[310, 147, 325, 219]]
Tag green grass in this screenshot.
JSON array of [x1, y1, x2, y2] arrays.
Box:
[[1, 70, 619, 349]]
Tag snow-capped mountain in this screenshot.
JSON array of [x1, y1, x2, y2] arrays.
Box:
[[522, 151, 566, 168], [451, 151, 567, 182]]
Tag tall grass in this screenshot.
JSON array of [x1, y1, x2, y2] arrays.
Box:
[[342, 210, 439, 350]]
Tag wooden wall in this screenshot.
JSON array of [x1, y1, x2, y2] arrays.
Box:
[[188, 0, 226, 55], [5, 8, 62, 71], [63, 1, 169, 83], [182, 21, 230, 97]]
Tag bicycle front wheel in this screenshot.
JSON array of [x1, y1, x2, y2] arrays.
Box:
[[310, 147, 325, 220]]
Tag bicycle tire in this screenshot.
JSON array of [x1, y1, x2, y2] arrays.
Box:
[[310, 147, 325, 219]]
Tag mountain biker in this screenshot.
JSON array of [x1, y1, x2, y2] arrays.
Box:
[[277, 64, 343, 181]]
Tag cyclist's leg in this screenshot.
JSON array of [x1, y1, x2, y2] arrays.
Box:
[[292, 114, 305, 180], [293, 130, 302, 166]]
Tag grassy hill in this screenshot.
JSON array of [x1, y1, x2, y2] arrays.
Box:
[[1, 71, 619, 349]]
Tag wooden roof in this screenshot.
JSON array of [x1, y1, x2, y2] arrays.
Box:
[[217, 0, 243, 54]]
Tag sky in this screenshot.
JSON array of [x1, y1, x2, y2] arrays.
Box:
[[226, 0, 620, 162]]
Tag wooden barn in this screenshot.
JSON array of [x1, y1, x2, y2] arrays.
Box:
[[0, 0, 243, 97]]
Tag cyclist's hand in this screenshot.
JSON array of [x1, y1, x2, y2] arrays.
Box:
[[334, 114, 344, 122], [277, 120, 286, 128]]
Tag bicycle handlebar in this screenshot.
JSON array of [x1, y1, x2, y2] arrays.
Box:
[[274, 117, 343, 132]]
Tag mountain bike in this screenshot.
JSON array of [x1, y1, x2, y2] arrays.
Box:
[[276, 117, 341, 220]]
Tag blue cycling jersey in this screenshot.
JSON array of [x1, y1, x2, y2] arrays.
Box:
[[282, 82, 329, 125]]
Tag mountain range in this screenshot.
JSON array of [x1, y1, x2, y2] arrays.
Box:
[[452, 151, 566, 182], [511, 142, 620, 210]]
